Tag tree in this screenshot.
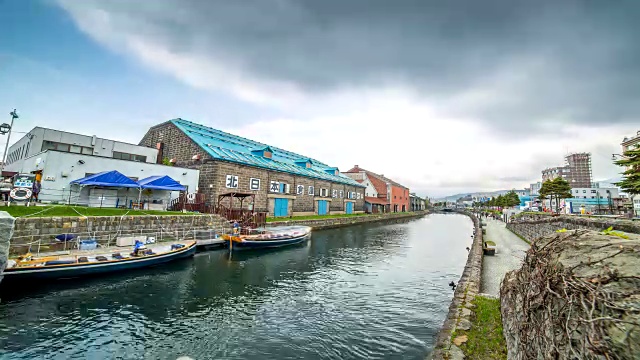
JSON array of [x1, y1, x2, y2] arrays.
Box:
[[503, 190, 521, 207], [614, 145, 640, 196], [539, 179, 555, 210], [162, 157, 174, 166], [552, 177, 573, 213], [540, 178, 572, 213]]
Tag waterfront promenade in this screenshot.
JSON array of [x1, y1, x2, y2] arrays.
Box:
[[481, 218, 529, 296]]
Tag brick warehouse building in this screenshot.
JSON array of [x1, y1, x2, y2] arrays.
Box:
[[139, 119, 366, 217], [343, 165, 410, 213]]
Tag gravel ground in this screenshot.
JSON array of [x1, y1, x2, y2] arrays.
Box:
[[481, 218, 530, 296]]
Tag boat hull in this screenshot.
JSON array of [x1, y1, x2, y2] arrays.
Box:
[[228, 233, 310, 250], [1, 242, 197, 283]]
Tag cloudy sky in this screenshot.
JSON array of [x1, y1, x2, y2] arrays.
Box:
[[1, 0, 639, 198]]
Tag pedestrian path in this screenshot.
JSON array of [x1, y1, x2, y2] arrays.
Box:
[[481, 218, 530, 297]]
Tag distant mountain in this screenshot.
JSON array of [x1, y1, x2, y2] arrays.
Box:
[[595, 177, 622, 186], [439, 189, 517, 202]]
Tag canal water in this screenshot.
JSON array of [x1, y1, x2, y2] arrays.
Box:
[[0, 214, 473, 360]]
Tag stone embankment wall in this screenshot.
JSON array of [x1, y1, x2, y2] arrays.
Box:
[[268, 211, 428, 230], [507, 215, 640, 243], [10, 214, 230, 255], [501, 229, 640, 359], [0, 212, 16, 282], [429, 211, 483, 359], [8, 212, 428, 255]]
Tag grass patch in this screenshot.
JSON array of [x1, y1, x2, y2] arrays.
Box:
[[485, 240, 496, 246], [0, 205, 190, 218], [459, 296, 507, 360], [267, 213, 371, 222]]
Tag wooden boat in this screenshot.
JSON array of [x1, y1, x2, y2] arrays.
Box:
[[223, 226, 312, 250], [1, 240, 197, 283]]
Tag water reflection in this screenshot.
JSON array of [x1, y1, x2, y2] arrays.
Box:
[[0, 214, 473, 360]]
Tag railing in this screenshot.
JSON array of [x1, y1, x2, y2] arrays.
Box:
[[168, 193, 207, 212], [8, 223, 229, 257]]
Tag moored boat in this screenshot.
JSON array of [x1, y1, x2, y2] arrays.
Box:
[[223, 226, 311, 250], [1, 240, 197, 284]]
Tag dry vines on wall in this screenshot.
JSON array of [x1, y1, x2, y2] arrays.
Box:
[[500, 229, 640, 360]]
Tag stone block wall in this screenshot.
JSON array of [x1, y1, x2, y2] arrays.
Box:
[[139, 121, 209, 165], [507, 216, 640, 242], [0, 212, 16, 282], [9, 214, 230, 255], [429, 211, 484, 359]]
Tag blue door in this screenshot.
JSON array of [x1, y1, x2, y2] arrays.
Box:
[[318, 200, 327, 215], [274, 198, 289, 217], [345, 202, 353, 214]]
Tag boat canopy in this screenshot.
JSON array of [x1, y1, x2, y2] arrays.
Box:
[[70, 170, 140, 188], [138, 175, 186, 191]]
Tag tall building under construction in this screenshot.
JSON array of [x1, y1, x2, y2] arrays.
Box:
[[565, 152, 592, 188], [541, 152, 592, 188]]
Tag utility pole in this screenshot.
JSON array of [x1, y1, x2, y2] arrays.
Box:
[[0, 109, 18, 176]]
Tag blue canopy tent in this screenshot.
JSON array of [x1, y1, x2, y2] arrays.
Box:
[[138, 175, 186, 210], [70, 170, 140, 208], [70, 170, 140, 188], [138, 175, 186, 191]]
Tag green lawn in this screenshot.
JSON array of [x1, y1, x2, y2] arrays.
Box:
[[267, 213, 371, 222], [459, 296, 508, 360], [0, 205, 190, 218]]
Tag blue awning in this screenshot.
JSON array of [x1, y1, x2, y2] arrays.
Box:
[[138, 175, 186, 191], [70, 170, 140, 188]]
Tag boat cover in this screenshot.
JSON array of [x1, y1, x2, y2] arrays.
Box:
[[138, 175, 186, 191], [70, 170, 140, 188]]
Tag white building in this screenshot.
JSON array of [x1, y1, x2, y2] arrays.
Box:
[[3, 127, 199, 207], [570, 187, 619, 200], [529, 182, 542, 196]]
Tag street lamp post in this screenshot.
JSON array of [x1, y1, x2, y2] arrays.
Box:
[[0, 109, 18, 176]]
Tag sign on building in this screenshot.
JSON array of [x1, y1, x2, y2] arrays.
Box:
[[225, 175, 238, 189], [270, 181, 280, 192], [249, 178, 260, 191]]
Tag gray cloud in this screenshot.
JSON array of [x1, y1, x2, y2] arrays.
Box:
[[58, 0, 640, 132]]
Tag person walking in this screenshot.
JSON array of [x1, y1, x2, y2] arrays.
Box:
[[31, 180, 41, 202]]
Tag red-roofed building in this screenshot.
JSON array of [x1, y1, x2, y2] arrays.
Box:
[[342, 165, 410, 213]]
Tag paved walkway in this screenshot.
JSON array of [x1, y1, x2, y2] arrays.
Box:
[[481, 218, 530, 297]]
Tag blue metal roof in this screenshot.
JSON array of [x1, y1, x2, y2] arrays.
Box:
[[171, 119, 365, 187]]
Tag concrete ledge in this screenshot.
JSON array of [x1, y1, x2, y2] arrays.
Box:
[[268, 211, 428, 230], [428, 210, 483, 360]]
